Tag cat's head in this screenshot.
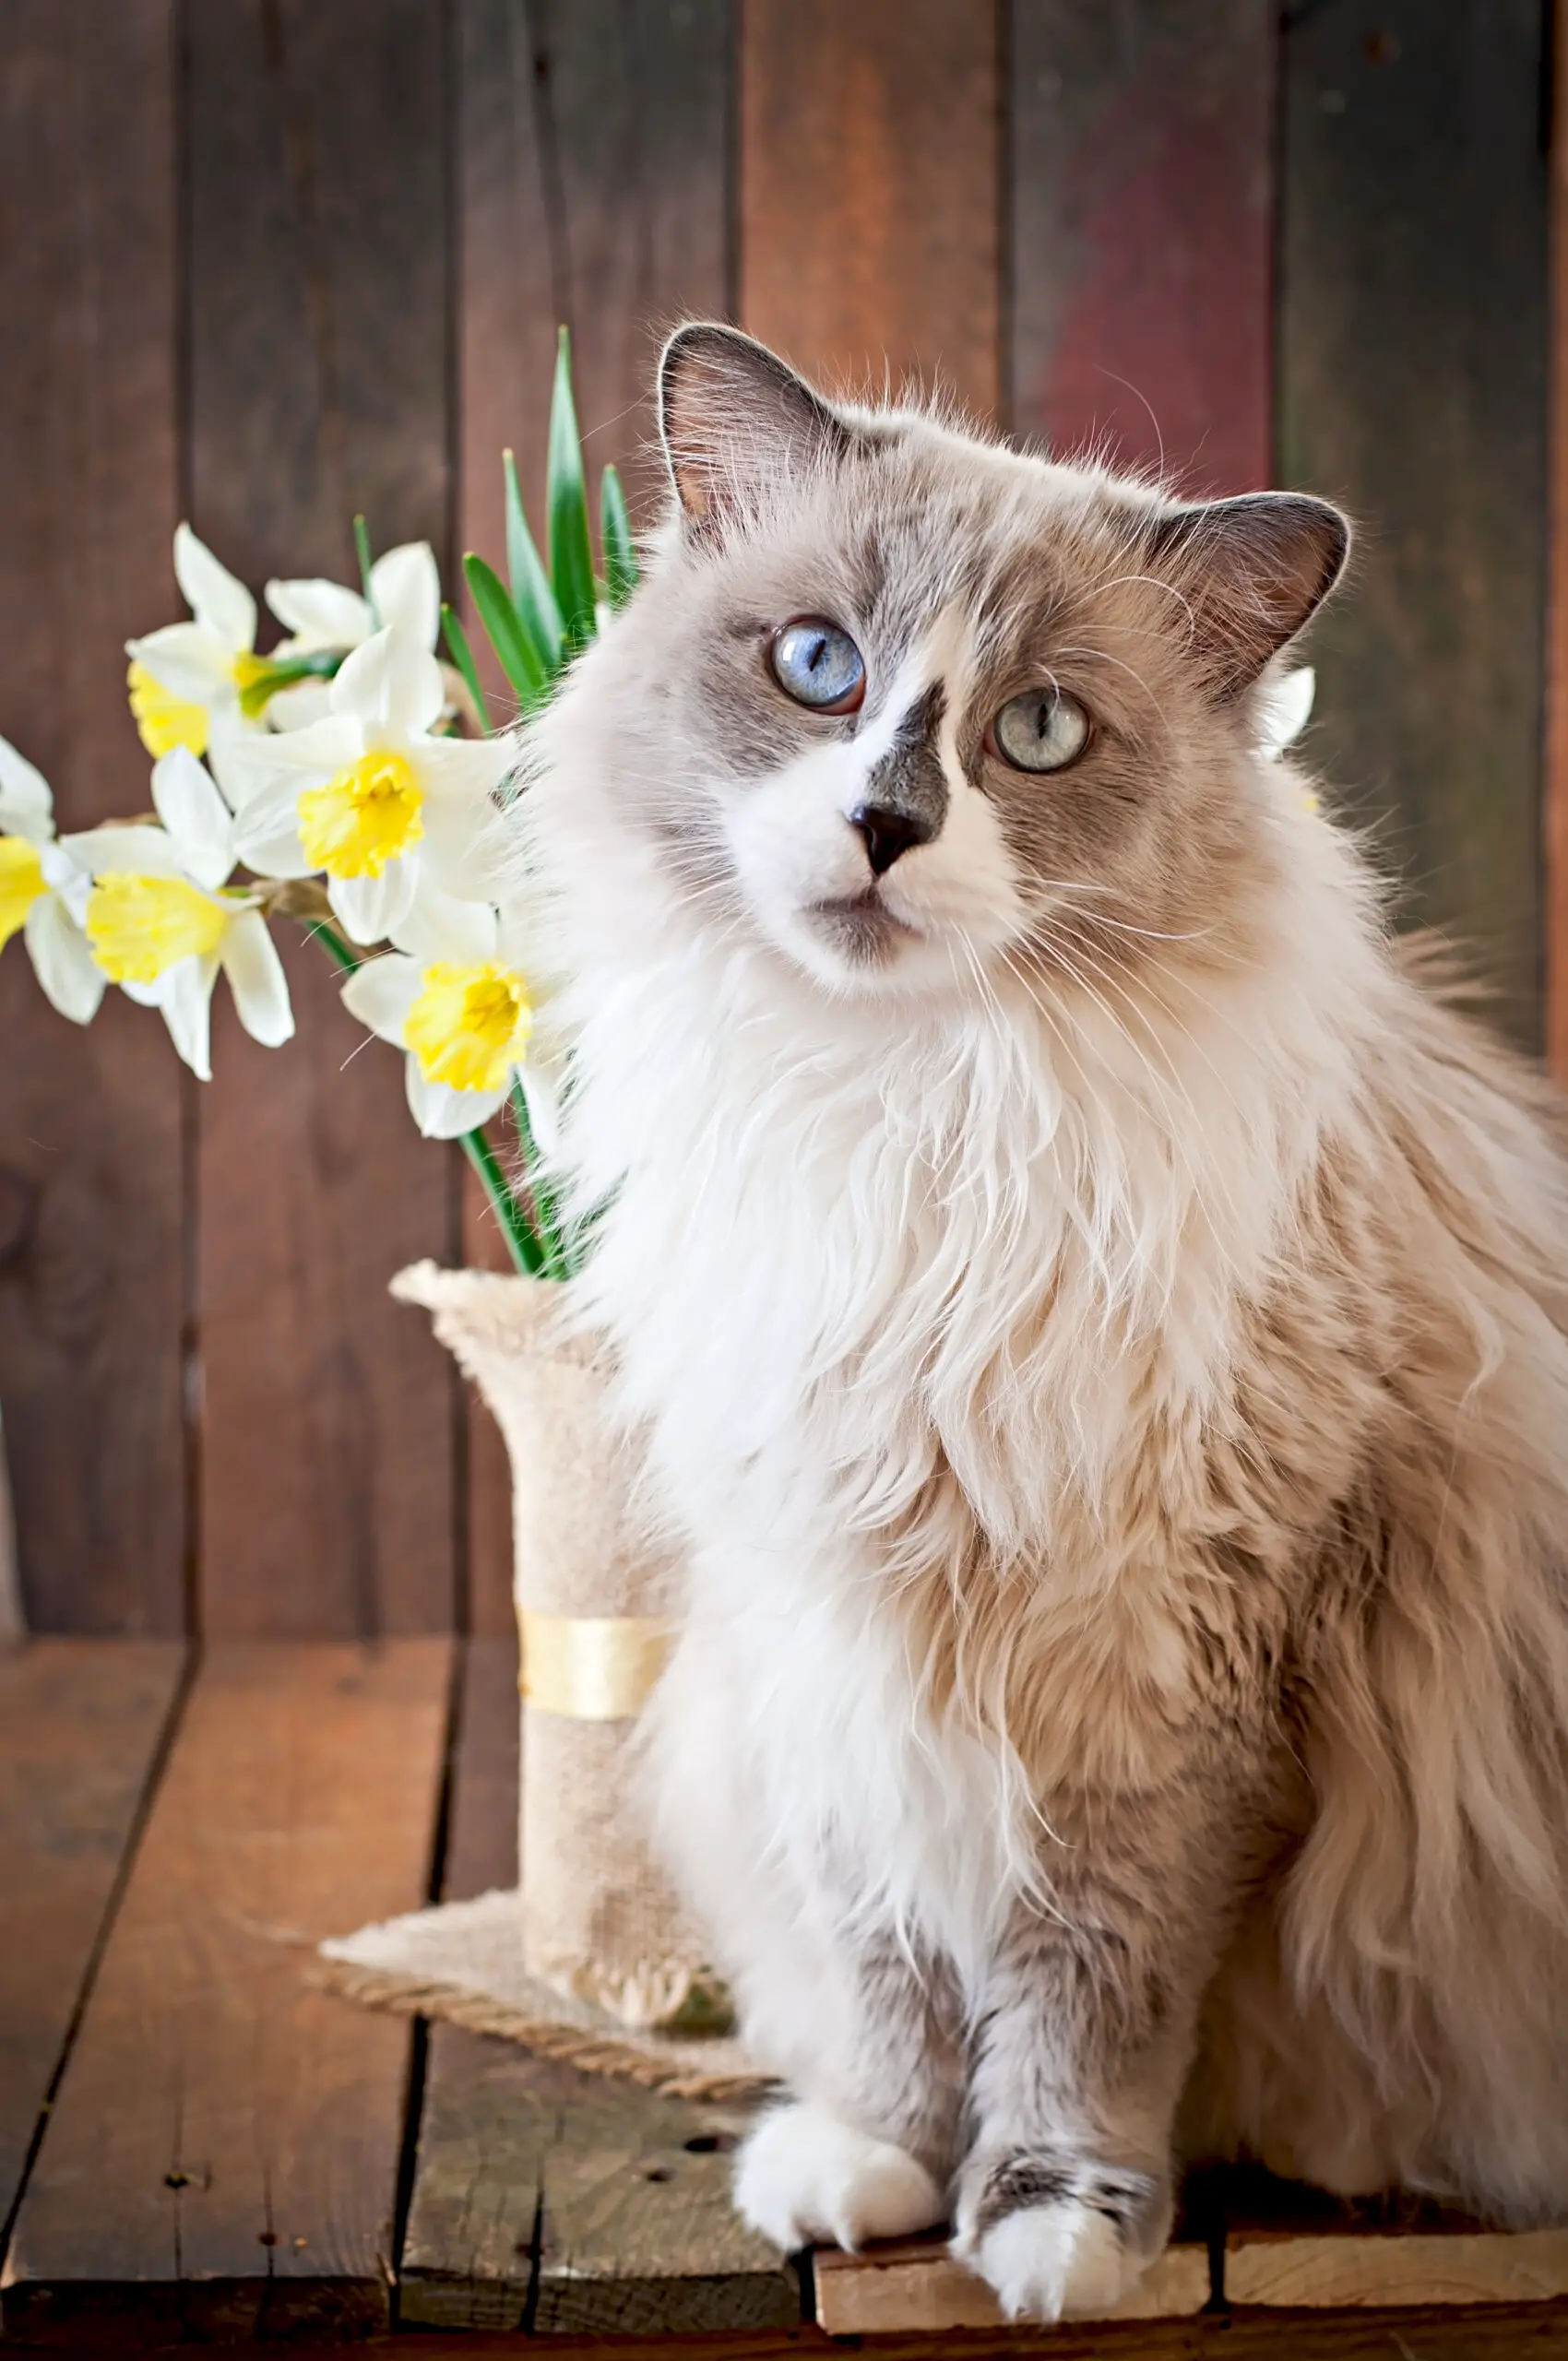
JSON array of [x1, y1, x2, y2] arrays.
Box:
[[543, 323, 1348, 1002]]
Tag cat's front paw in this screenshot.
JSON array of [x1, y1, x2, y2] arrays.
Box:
[[735, 2100, 945, 2253], [953, 2150, 1171, 2322]]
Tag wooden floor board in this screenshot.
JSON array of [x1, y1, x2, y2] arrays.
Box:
[[402, 1640, 796, 2336], [2, 1642, 449, 2343], [0, 1641, 186, 2244]]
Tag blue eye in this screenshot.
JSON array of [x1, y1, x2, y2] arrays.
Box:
[[769, 617, 866, 713]]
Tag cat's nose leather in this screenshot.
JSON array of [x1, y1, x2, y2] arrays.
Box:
[[849, 803, 935, 876]]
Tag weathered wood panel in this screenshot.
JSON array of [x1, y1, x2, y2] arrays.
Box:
[[815, 2231, 1208, 2335], [457, 0, 731, 1632], [1011, 1, 1274, 489], [1549, 0, 1568, 1077], [186, 0, 460, 1635], [0, 1641, 185, 2241], [0, 0, 185, 1635], [402, 1637, 795, 2334], [1280, 0, 1549, 1047], [3, 1641, 448, 2342], [739, 0, 1000, 419]]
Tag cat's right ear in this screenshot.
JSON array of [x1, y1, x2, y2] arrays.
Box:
[[659, 323, 851, 532]]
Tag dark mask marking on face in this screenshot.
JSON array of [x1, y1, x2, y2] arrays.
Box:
[[860, 681, 949, 848]]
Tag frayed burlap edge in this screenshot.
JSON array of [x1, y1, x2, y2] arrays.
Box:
[[318, 1889, 774, 2104]]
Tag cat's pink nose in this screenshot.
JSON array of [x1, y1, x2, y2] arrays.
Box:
[[850, 803, 935, 876]]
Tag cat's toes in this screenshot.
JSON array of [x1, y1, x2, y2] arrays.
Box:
[[734, 2101, 945, 2253], [953, 2153, 1170, 2322], [966, 2199, 1139, 2320]]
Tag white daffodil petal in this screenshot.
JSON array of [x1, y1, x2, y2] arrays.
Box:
[[120, 977, 165, 1009], [265, 575, 371, 649], [151, 746, 235, 889], [126, 622, 236, 706], [340, 951, 423, 1046], [237, 714, 362, 789], [232, 817, 315, 880], [331, 626, 445, 739], [158, 952, 217, 1081], [173, 522, 256, 652], [263, 679, 335, 732], [408, 1063, 505, 1141], [1259, 666, 1316, 755], [328, 859, 416, 946], [370, 543, 441, 653], [205, 715, 267, 811], [219, 908, 294, 1047], [389, 886, 498, 967], [24, 895, 105, 1023], [0, 736, 54, 840], [39, 841, 92, 925], [63, 824, 191, 881]]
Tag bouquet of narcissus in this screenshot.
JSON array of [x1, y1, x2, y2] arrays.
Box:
[[1, 332, 632, 1280]]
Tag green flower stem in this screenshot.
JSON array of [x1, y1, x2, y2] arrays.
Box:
[[461, 1126, 545, 1277], [299, 915, 550, 1280], [510, 1077, 572, 1279], [353, 515, 379, 625]]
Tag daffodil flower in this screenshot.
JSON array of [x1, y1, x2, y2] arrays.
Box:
[[125, 524, 267, 796], [225, 626, 508, 946], [0, 737, 105, 1024], [340, 893, 550, 1141], [260, 541, 442, 730], [64, 747, 293, 1081]]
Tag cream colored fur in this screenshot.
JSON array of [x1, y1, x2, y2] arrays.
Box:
[[513, 326, 1568, 2319]]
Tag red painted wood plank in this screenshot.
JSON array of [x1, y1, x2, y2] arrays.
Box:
[[1011, 3, 1275, 491], [740, 0, 1001, 421]]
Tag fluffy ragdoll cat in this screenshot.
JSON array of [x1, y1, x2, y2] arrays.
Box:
[[515, 323, 1568, 2321]]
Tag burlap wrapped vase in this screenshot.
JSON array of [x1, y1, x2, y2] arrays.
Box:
[[390, 1261, 724, 2034]]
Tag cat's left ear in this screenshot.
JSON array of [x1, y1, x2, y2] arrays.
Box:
[[1146, 493, 1350, 698], [659, 322, 852, 532]]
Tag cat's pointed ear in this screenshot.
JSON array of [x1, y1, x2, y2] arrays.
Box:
[[1146, 492, 1350, 698], [659, 323, 851, 530]]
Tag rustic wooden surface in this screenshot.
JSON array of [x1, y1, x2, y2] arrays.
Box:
[[1220, 2173, 1568, 2310], [403, 1638, 796, 2335], [1279, 0, 1549, 1049], [186, 0, 460, 1637], [0, 0, 186, 1637], [2, 1642, 449, 2342], [739, 0, 1000, 421], [0, 1640, 185, 2239], [814, 2230, 1207, 2335], [1550, 0, 1568, 1078], [1010, 0, 1273, 489]]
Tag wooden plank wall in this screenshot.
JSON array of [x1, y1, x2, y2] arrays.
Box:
[[0, 2, 1553, 1635]]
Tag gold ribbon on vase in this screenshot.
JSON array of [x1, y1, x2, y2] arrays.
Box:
[[517, 1609, 673, 1721]]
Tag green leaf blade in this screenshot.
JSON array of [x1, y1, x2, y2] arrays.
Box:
[[600, 464, 637, 608], [547, 327, 598, 655], [503, 448, 564, 678], [441, 601, 492, 735], [463, 552, 548, 712]]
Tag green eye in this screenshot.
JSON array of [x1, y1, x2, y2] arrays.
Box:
[[989, 687, 1090, 773], [770, 618, 866, 713]]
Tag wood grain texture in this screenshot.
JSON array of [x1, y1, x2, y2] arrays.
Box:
[[457, 0, 731, 1632], [402, 1636, 796, 2335], [0, 0, 186, 1636], [814, 2231, 1208, 2335], [739, 0, 1000, 418], [1280, 0, 1549, 1048], [3, 1641, 448, 2342], [0, 1640, 185, 2240], [1010, 1, 1273, 488], [1226, 2226, 1568, 2311], [186, 0, 460, 1636], [1550, 0, 1568, 1075]]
